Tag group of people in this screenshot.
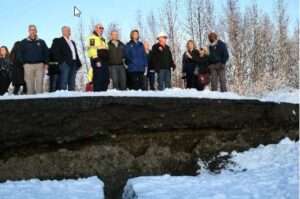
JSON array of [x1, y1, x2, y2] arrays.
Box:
[[0, 23, 229, 96], [86, 24, 177, 92], [182, 33, 229, 92]]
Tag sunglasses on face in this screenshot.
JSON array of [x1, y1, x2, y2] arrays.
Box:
[[96, 27, 104, 30]]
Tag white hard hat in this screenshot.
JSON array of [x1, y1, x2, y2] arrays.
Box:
[[157, 32, 168, 39], [95, 23, 104, 28]]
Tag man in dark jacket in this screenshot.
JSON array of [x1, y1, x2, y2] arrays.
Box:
[[151, 32, 176, 91], [19, 24, 48, 94], [124, 30, 148, 90], [51, 26, 81, 91], [108, 30, 126, 90], [208, 32, 229, 92]]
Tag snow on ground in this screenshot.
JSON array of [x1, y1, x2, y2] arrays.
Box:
[[0, 177, 104, 199], [260, 88, 300, 104], [0, 88, 299, 104], [123, 138, 299, 199]]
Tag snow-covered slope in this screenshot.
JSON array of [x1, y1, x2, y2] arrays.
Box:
[[123, 138, 299, 199], [0, 88, 299, 104], [0, 177, 104, 199]]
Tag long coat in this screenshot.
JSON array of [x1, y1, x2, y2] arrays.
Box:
[[10, 42, 25, 86]]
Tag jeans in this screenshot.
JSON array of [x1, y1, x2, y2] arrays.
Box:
[[59, 62, 77, 91], [109, 65, 127, 90], [158, 69, 171, 91]]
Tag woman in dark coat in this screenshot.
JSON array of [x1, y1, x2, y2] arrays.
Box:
[[0, 46, 13, 95], [182, 40, 199, 89], [10, 41, 27, 95], [193, 47, 210, 91]]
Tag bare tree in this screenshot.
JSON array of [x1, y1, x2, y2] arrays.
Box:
[[136, 10, 147, 40], [287, 20, 299, 88], [185, 0, 196, 41], [161, 0, 183, 87], [274, 0, 289, 76], [147, 11, 159, 45], [75, 19, 90, 91], [225, 0, 245, 93], [192, 0, 215, 47], [106, 22, 122, 40]]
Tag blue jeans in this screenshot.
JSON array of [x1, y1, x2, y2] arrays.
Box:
[[59, 62, 77, 91], [158, 69, 171, 90]]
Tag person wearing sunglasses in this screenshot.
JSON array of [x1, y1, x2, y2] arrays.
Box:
[[87, 23, 110, 92]]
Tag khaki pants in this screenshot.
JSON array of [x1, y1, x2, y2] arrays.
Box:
[[208, 63, 227, 92], [24, 63, 45, 94]]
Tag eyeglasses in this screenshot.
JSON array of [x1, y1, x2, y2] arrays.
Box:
[[96, 26, 104, 30]]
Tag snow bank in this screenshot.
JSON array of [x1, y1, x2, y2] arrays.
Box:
[[123, 138, 299, 199], [0, 88, 299, 104], [260, 88, 300, 104], [0, 177, 104, 199]]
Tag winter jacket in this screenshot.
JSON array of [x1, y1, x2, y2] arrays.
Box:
[[182, 50, 199, 73], [151, 43, 176, 72], [124, 40, 147, 72], [208, 40, 229, 65], [108, 40, 125, 65], [87, 32, 108, 59], [19, 37, 49, 64], [51, 37, 81, 68], [0, 58, 12, 79], [194, 55, 210, 74], [10, 41, 25, 85]]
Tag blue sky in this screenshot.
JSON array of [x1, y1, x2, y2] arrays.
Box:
[[0, 0, 298, 48]]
